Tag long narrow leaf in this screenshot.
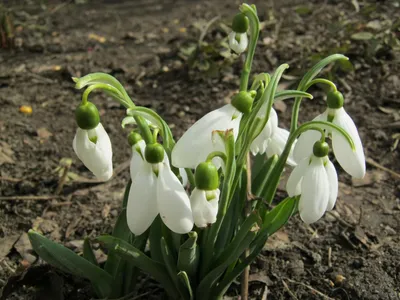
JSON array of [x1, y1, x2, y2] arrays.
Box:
[[28, 230, 113, 298]]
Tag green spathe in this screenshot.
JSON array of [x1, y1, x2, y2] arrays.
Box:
[[145, 143, 165, 164], [231, 91, 254, 114], [195, 162, 219, 190], [75, 102, 100, 130], [232, 13, 249, 33]]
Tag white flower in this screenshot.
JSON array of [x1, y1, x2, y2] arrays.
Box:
[[228, 31, 248, 54], [286, 155, 338, 224], [190, 188, 220, 228], [250, 107, 296, 166], [294, 108, 365, 178], [172, 104, 241, 169], [73, 123, 113, 181], [127, 141, 193, 235]]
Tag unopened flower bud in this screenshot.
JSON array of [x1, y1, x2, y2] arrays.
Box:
[[145, 143, 165, 164], [195, 162, 219, 190], [75, 102, 100, 130]]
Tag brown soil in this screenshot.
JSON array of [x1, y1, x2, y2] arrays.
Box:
[[0, 0, 399, 299]]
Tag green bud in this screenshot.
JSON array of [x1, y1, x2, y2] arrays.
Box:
[[313, 140, 329, 157], [128, 131, 143, 146], [195, 162, 219, 190], [75, 102, 100, 130], [232, 13, 249, 34], [145, 143, 165, 164], [231, 91, 254, 114], [327, 91, 344, 109]]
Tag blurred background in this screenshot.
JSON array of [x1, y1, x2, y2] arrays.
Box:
[[0, 0, 399, 299]]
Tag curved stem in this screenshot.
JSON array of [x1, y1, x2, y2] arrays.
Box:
[[206, 151, 227, 165], [305, 78, 337, 92], [81, 83, 128, 107], [290, 54, 348, 134], [239, 4, 260, 92]]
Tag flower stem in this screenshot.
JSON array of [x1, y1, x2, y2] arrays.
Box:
[[239, 4, 260, 92]]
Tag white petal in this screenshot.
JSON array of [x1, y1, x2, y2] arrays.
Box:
[[228, 32, 248, 54], [293, 112, 327, 163], [126, 162, 158, 235], [332, 108, 366, 178], [250, 108, 277, 155], [157, 164, 194, 234], [172, 104, 241, 169], [286, 157, 309, 197], [190, 188, 220, 228], [72, 123, 113, 181], [130, 140, 146, 180], [324, 159, 338, 211], [179, 168, 188, 187], [266, 127, 297, 166], [299, 157, 330, 224]]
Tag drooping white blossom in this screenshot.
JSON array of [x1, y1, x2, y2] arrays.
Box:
[[294, 108, 365, 178], [172, 104, 241, 169], [127, 141, 193, 235], [250, 107, 296, 166], [228, 31, 248, 54], [190, 188, 220, 228], [286, 155, 338, 224], [73, 123, 113, 181]]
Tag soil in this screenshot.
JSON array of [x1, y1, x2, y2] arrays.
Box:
[[0, 0, 399, 299]]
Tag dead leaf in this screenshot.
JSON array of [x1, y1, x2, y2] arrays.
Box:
[[264, 230, 291, 251], [249, 273, 273, 285], [352, 170, 386, 187], [274, 101, 287, 113], [0, 141, 15, 165], [0, 234, 20, 259], [14, 232, 36, 264], [88, 33, 106, 43], [37, 127, 53, 141], [102, 204, 111, 219]]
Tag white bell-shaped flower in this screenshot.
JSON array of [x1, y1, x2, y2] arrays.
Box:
[[127, 141, 193, 235], [250, 107, 296, 166], [228, 31, 248, 54], [294, 92, 365, 179], [190, 188, 220, 228], [73, 123, 113, 181], [286, 141, 338, 224], [172, 104, 241, 169]]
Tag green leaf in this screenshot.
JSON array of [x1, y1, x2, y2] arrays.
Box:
[[28, 230, 113, 298], [161, 238, 188, 299], [263, 196, 299, 235], [178, 271, 194, 300], [122, 180, 132, 209], [177, 232, 199, 280], [104, 209, 133, 298], [252, 154, 278, 197], [351, 32, 374, 41], [83, 238, 98, 266], [97, 235, 178, 298]]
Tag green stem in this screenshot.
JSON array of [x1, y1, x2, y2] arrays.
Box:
[[206, 151, 227, 164], [290, 54, 348, 134], [305, 78, 337, 92], [239, 4, 260, 92]]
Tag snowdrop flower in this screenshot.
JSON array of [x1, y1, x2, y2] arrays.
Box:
[[286, 141, 338, 224], [250, 106, 296, 166], [190, 162, 220, 228], [73, 102, 113, 181], [172, 91, 255, 169], [127, 137, 193, 235], [294, 91, 365, 178], [228, 13, 249, 54]]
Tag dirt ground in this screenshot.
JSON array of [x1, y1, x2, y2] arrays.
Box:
[[0, 0, 399, 299]]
